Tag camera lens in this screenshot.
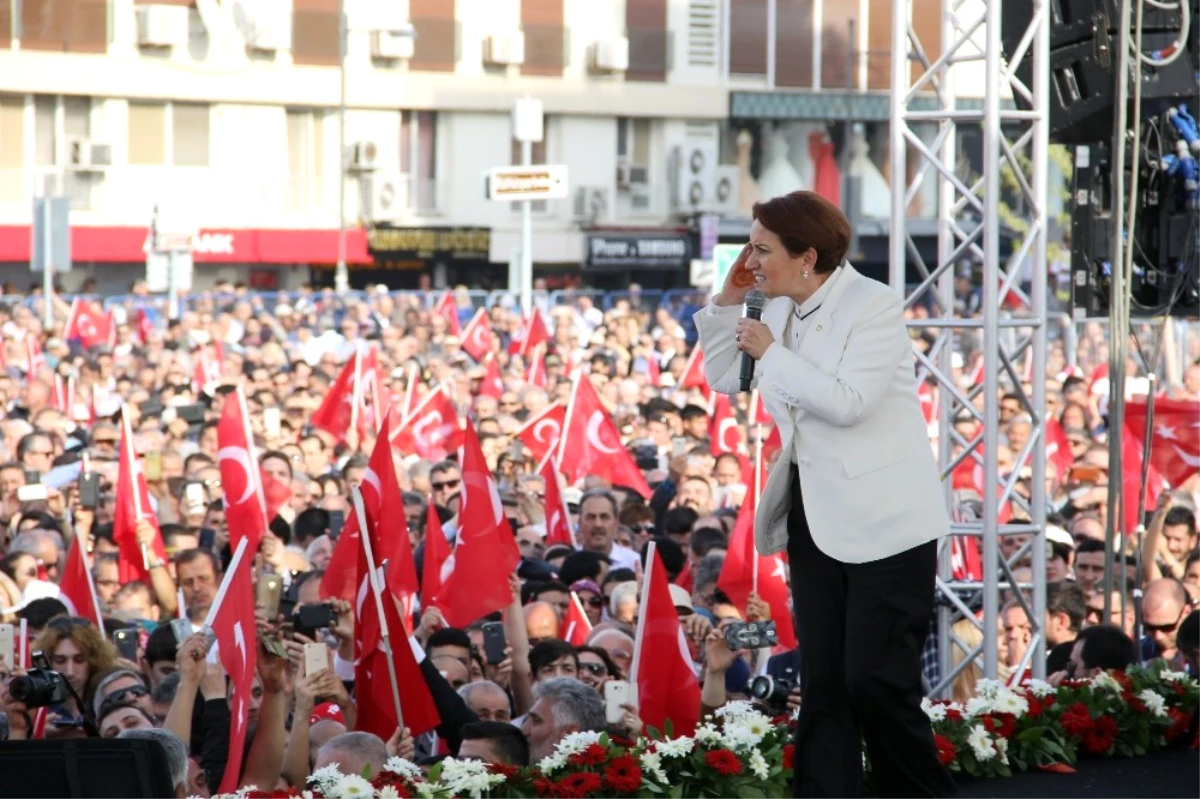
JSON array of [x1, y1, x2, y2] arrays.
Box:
[[8, 672, 54, 708]]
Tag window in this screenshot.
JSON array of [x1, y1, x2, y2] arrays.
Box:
[[0, 96, 23, 169], [286, 109, 325, 211], [172, 103, 210, 167], [616, 117, 650, 164], [401, 110, 438, 213], [128, 102, 166, 165], [34, 95, 56, 166]]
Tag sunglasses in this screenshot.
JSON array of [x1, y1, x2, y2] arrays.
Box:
[[47, 616, 92, 631], [1143, 609, 1185, 635], [108, 684, 149, 705], [578, 661, 608, 676], [431, 479, 461, 491], [582, 595, 603, 608]]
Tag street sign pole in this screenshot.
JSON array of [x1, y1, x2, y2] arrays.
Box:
[[521, 139, 533, 313], [41, 198, 53, 328]]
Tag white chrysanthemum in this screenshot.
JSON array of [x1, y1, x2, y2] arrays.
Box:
[[438, 758, 505, 799], [333, 774, 374, 799], [378, 786, 402, 799], [639, 751, 668, 783], [995, 737, 1009, 766], [384, 757, 423, 780], [967, 724, 996, 761], [537, 753, 567, 773], [975, 678, 1006, 698], [991, 690, 1029, 717], [965, 696, 992, 718], [655, 736, 695, 758], [554, 730, 604, 756], [721, 721, 763, 753], [1138, 689, 1168, 717], [301, 792, 315, 799], [694, 723, 723, 745], [234, 786, 258, 799], [749, 750, 770, 780], [309, 765, 343, 794], [415, 783, 438, 799], [1091, 671, 1122, 694], [1160, 670, 1192, 684], [715, 701, 760, 721], [922, 697, 947, 722], [1024, 678, 1056, 698]]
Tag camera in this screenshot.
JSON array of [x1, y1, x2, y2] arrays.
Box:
[[292, 603, 337, 640], [748, 675, 794, 711], [631, 444, 658, 471], [8, 652, 70, 709], [723, 620, 778, 650]]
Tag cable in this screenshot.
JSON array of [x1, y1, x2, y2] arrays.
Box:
[[1131, 0, 1191, 66]]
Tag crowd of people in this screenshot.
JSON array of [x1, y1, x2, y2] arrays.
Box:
[[0, 282, 1196, 797]]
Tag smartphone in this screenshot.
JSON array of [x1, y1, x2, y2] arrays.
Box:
[[328, 510, 344, 541], [723, 620, 779, 651], [183, 482, 205, 515], [293, 603, 337, 640], [604, 680, 632, 725], [257, 574, 283, 618], [79, 472, 100, 509], [198, 527, 216, 551], [170, 617, 192, 645], [24, 468, 41, 485], [481, 621, 507, 665], [304, 642, 329, 676], [17, 484, 49, 502], [263, 407, 282, 438], [0, 624, 14, 671], [139, 398, 165, 417], [112, 629, 139, 661], [1067, 464, 1104, 484], [144, 451, 163, 482], [177, 404, 206, 424]]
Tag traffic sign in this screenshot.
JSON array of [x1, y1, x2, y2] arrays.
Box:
[[712, 243, 744, 291], [486, 165, 569, 201]]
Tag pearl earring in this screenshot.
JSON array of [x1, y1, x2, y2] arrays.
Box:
[[802, 270, 810, 279]]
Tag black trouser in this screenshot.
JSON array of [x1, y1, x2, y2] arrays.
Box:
[[787, 468, 954, 798]]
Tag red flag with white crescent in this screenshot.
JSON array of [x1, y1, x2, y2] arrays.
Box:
[[433, 291, 461, 336], [515, 402, 565, 463], [678, 345, 710, 399], [460, 308, 495, 362], [538, 452, 575, 548], [560, 592, 592, 646], [390, 385, 463, 461], [217, 387, 270, 554], [205, 541, 257, 795], [113, 413, 167, 584], [632, 547, 700, 736], [558, 376, 651, 497], [708, 392, 742, 456]]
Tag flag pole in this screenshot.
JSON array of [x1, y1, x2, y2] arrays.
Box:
[[751, 424, 762, 596], [78, 537, 107, 638], [401, 363, 417, 423], [350, 343, 363, 439], [203, 538, 251, 628], [121, 406, 150, 572], [352, 487, 405, 730], [629, 541, 656, 708], [557, 373, 582, 465]]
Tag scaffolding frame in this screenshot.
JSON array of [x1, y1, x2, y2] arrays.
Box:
[[890, 0, 1050, 692]]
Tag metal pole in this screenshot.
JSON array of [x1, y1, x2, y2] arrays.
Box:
[[1102, 0, 1133, 617], [42, 197, 53, 329], [521, 139, 533, 314], [167, 248, 179, 321], [766, 0, 777, 89], [844, 18, 859, 258], [334, 0, 349, 294]]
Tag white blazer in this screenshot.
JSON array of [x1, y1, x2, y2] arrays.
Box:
[[694, 264, 949, 564]]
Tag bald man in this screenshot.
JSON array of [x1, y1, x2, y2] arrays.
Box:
[[314, 731, 388, 778], [308, 719, 347, 768], [587, 627, 635, 679], [524, 601, 560, 644], [1141, 578, 1189, 662], [432, 655, 471, 691]]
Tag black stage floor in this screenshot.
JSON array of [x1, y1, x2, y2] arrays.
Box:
[[953, 747, 1199, 798]]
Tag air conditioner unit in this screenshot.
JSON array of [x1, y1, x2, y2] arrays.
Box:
[[484, 32, 525, 66], [371, 29, 415, 60], [591, 37, 630, 72], [671, 141, 717, 213], [135, 4, 190, 48], [628, 183, 652, 213], [616, 162, 649, 189], [572, 186, 609, 222], [712, 165, 740, 214], [64, 137, 113, 170], [363, 172, 409, 222], [349, 141, 379, 171]]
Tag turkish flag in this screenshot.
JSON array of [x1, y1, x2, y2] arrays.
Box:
[[918, 381, 938, 426], [515, 402, 565, 463], [1123, 399, 1200, 488], [400, 364, 424, 422], [760, 424, 782, 467], [52, 374, 74, 415], [460, 308, 495, 362], [434, 425, 521, 628], [644, 352, 661, 387], [949, 535, 983, 582], [560, 592, 592, 646], [25, 336, 45, 376], [559, 377, 652, 497], [390, 385, 463, 461], [354, 542, 441, 739], [716, 460, 797, 649], [63, 299, 112, 350], [632, 547, 701, 737], [433, 290, 461, 336], [320, 510, 362, 604], [1045, 417, 1075, 478], [708, 393, 742, 456], [749, 390, 772, 426], [58, 536, 105, 633], [420, 501, 452, 609], [358, 415, 420, 635], [192, 344, 224, 395], [539, 453, 575, 547], [134, 308, 154, 343], [1121, 426, 1165, 534], [113, 414, 167, 584], [205, 541, 257, 795], [480, 354, 504, 399], [217, 388, 269, 554], [525, 344, 548, 389], [510, 308, 550, 357], [359, 346, 387, 433], [260, 469, 291, 522], [311, 355, 360, 442], [678, 345, 710, 399]]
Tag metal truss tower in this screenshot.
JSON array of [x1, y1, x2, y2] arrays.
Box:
[[889, 0, 1051, 691]]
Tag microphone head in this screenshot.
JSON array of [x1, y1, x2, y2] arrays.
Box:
[[744, 289, 767, 312]]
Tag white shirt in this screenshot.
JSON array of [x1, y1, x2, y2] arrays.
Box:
[[605, 543, 641, 572], [784, 266, 845, 466]]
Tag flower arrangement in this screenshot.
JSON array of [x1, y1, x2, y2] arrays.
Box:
[[217, 664, 1197, 799]]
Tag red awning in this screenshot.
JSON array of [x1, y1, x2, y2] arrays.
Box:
[[0, 225, 373, 265]]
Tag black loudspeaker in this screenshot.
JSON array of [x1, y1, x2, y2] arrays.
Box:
[[1000, 0, 1198, 144], [0, 739, 176, 798]]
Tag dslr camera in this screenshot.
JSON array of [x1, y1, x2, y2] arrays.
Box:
[[748, 674, 795, 712], [8, 652, 70, 709]]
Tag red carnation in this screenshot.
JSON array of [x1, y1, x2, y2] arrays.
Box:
[[1166, 709, 1194, 743], [982, 712, 1017, 739], [944, 705, 963, 722], [489, 762, 520, 779], [556, 771, 603, 798], [782, 744, 795, 771], [705, 749, 744, 776], [602, 755, 643, 793], [1083, 715, 1117, 755], [533, 776, 558, 797], [1060, 702, 1094, 739], [568, 743, 609, 767], [934, 734, 957, 766]]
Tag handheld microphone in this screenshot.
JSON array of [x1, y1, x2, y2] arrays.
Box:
[[739, 289, 767, 392]]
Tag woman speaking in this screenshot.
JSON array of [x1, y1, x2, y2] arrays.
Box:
[[695, 191, 954, 798]]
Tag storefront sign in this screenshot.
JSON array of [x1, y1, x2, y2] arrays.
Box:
[[584, 232, 691, 270], [367, 226, 491, 261]]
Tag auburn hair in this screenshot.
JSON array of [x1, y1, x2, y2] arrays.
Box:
[[752, 191, 852, 274]]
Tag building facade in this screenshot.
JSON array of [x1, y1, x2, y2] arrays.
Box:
[[0, 0, 961, 295]]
